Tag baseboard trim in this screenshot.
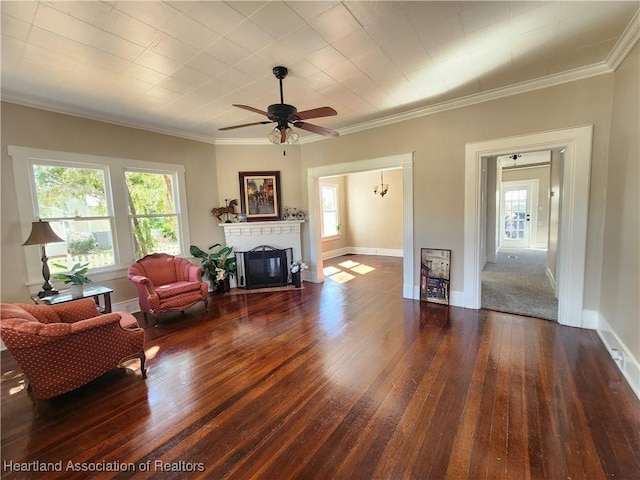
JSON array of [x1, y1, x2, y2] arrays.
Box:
[[113, 299, 141, 314], [581, 309, 599, 329], [596, 312, 640, 400], [323, 247, 403, 260], [411, 285, 464, 307], [322, 247, 351, 260], [545, 267, 557, 298]]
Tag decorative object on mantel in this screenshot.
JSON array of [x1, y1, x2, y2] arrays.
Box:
[[290, 261, 309, 288], [239, 171, 282, 221], [283, 206, 306, 221], [419, 248, 451, 305], [373, 171, 389, 198], [211, 199, 238, 223], [52, 262, 92, 297], [190, 244, 236, 293], [22, 219, 65, 298]]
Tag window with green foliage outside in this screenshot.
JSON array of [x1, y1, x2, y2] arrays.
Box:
[[125, 171, 180, 259], [32, 163, 115, 272]]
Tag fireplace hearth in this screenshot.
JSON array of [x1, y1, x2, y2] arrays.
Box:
[[235, 245, 293, 289]]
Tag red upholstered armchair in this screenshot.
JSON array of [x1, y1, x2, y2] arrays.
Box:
[[0, 298, 146, 400], [127, 253, 208, 323]]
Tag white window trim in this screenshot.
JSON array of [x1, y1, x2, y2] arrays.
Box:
[[320, 182, 340, 241], [9, 146, 191, 290]]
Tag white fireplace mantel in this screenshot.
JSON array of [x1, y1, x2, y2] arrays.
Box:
[[220, 220, 304, 261]]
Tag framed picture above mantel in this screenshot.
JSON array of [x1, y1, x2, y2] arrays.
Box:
[[239, 171, 282, 222]]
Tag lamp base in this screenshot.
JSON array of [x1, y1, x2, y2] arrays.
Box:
[[38, 287, 59, 298]]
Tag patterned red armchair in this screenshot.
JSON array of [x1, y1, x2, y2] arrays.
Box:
[[127, 253, 208, 323], [0, 298, 146, 400]]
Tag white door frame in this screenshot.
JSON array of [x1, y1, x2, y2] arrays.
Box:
[[307, 153, 414, 299], [464, 126, 593, 328], [500, 179, 539, 249]]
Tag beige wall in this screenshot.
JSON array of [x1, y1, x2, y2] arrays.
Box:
[[345, 169, 403, 251], [502, 165, 551, 246], [1, 102, 219, 304], [485, 157, 499, 263], [301, 74, 613, 300], [214, 144, 302, 213], [600, 43, 639, 360]]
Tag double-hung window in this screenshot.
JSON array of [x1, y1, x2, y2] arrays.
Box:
[[32, 161, 116, 271], [125, 170, 180, 259], [10, 146, 190, 285], [321, 183, 340, 238]]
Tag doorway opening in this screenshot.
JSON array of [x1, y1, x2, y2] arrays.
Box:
[[464, 125, 593, 328], [307, 153, 414, 298], [482, 150, 558, 320]]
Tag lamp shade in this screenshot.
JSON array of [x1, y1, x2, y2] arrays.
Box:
[[22, 220, 64, 246]]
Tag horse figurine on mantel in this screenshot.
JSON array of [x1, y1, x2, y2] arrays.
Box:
[[211, 199, 238, 223]]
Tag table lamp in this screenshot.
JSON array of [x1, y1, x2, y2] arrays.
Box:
[[22, 220, 64, 298]]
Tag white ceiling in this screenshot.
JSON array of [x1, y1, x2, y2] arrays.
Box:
[[2, 1, 638, 144]]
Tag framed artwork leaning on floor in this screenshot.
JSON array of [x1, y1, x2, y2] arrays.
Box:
[[420, 248, 451, 305]]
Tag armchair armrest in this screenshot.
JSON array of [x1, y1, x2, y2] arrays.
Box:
[[129, 275, 157, 295], [69, 313, 124, 334], [187, 264, 204, 283]]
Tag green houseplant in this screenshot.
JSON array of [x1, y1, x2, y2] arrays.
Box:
[[52, 262, 92, 296], [190, 243, 236, 292]]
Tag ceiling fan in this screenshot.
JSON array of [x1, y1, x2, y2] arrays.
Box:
[[219, 66, 339, 144]]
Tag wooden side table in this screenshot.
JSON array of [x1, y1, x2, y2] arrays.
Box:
[[31, 285, 114, 313]]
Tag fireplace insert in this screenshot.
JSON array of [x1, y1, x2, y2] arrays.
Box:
[[235, 245, 293, 289]]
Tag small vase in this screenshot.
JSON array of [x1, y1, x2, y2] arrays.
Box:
[[70, 284, 84, 297], [292, 272, 301, 288]]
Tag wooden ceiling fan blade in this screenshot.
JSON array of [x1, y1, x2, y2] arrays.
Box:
[[294, 122, 339, 137], [292, 106, 337, 121], [219, 121, 273, 131], [232, 104, 269, 117]]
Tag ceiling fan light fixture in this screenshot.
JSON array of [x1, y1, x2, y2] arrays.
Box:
[[220, 66, 339, 141], [285, 127, 298, 144], [267, 126, 281, 144]]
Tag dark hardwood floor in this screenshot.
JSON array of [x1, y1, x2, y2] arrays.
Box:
[[2, 254, 639, 479]]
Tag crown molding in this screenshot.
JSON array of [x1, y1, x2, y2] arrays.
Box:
[[214, 137, 271, 146], [334, 62, 612, 139], [607, 9, 640, 71], [1, 92, 218, 145]]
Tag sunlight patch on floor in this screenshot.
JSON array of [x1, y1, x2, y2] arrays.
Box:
[[338, 260, 360, 269], [324, 260, 375, 283], [351, 264, 375, 275], [323, 266, 341, 276], [327, 271, 356, 284]]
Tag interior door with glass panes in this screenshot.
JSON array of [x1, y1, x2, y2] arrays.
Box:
[[500, 184, 531, 248]]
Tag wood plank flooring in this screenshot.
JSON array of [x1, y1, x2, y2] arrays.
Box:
[[1, 255, 638, 479]]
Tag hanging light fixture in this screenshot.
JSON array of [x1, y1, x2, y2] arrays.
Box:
[[373, 171, 389, 198], [508, 154, 522, 166], [267, 125, 299, 145]]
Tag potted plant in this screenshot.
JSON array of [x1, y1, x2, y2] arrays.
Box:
[[52, 262, 92, 297], [190, 243, 236, 293]]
